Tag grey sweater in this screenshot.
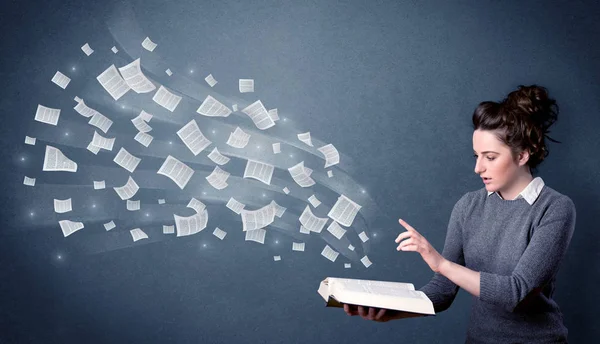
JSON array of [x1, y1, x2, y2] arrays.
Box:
[[418, 179, 576, 343]]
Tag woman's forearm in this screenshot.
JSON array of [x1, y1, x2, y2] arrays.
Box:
[[438, 259, 481, 297]]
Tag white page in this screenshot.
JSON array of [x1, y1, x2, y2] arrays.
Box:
[[239, 79, 254, 93], [152, 85, 181, 112], [321, 245, 339, 262], [174, 211, 208, 237], [87, 141, 100, 155], [118, 58, 156, 93], [74, 96, 82, 103], [267, 108, 279, 121], [24, 136, 36, 145], [241, 100, 275, 130], [130, 228, 148, 242], [81, 43, 94, 56], [327, 170, 333, 178], [243, 159, 274, 185], [163, 225, 175, 234], [308, 194, 321, 208], [23, 176, 36, 186], [88, 112, 113, 133], [34, 104, 60, 126], [113, 176, 139, 200], [204, 74, 217, 87], [176, 119, 211, 155], [292, 242, 305, 252], [244, 228, 266, 244], [361, 255, 372, 268], [205, 165, 230, 190], [131, 113, 153, 133], [93, 180, 106, 190], [158, 199, 166, 204], [157, 155, 194, 189], [241, 204, 275, 231], [272, 142, 280, 154], [226, 127, 251, 148], [91, 131, 115, 151], [59, 220, 84, 237], [104, 220, 116, 231], [187, 198, 206, 213], [326, 221, 347, 240], [344, 263, 351, 269], [139, 110, 152, 122], [207, 147, 230, 165], [97, 64, 131, 100], [283, 187, 290, 194], [299, 205, 328, 233], [74, 100, 101, 118], [134, 131, 153, 147], [165, 68, 172, 76], [299, 225, 310, 234], [43, 145, 77, 172], [113, 147, 141, 173], [141, 37, 157, 51], [269, 200, 286, 218], [328, 194, 362, 227], [226, 197, 245, 214], [213, 227, 227, 240], [297, 132, 313, 147], [288, 161, 315, 187], [126, 199, 140, 211], [196, 95, 232, 117], [53, 198, 72, 213], [111, 46, 118, 53], [232, 104, 238, 112], [273, 256, 281, 261], [348, 244, 355, 251], [51, 71, 71, 89], [318, 143, 340, 168], [359, 231, 369, 242]]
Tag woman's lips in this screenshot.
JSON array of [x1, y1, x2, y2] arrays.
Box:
[[483, 178, 492, 184]]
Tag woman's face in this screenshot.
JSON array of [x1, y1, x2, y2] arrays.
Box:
[[472, 129, 527, 193]]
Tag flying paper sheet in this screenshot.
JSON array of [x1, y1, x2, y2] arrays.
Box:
[[141, 37, 157, 51], [97, 64, 131, 100], [74, 100, 102, 118], [51, 71, 71, 89], [53, 198, 72, 213], [321, 245, 339, 262], [292, 242, 305, 252], [226, 127, 251, 148], [358, 231, 369, 242], [113, 176, 139, 200], [274, 256, 281, 261], [165, 68, 172, 76], [163, 225, 175, 234], [299, 205, 328, 233], [241, 204, 275, 231], [328, 194, 362, 227], [297, 132, 313, 147], [91, 131, 115, 151], [81, 43, 94, 56], [226, 197, 245, 214], [241, 100, 275, 130], [152, 85, 182, 112], [326, 221, 347, 240], [288, 161, 315, 187], [213, 227, 227, 240], [299, 225, 311, 234], [23, 176, 36, 186], [93, 180, 106, 190], [272, 142, 281, 154], [239, 79, 254, 93], [267, 108, 279, 121], [187, 198, 206, 213], [130, 228, 148, 242], [196, 95, 232, 117], [34, 105, 60, 126], [88, 112, 113, 133], [361, 255, 372, 268], [243, 159, 274, 185], [308, 195, 321, 208], [317, 143, 340, 168], [204, 74, 218, 87], [157, 155, 194, 189], [24, 136, 36, 145], [59, 220, 84, 237], [207, 147, 230, 165], [131, 112, 153, 133], [269, 200, 286, 218], [174, 211, 208, 237], [245, 228, 266, 244], [176, 119, 211, 155], [118, 58, 156, 93], [111, 46, 118, 53], [344, 263, 351, 269], [134, 131, 153, 147], [205, 165, 230, 190], [104, 220, 116, 231], [127, 199, 140, 211], [113, 148, 141, 173], [43, 145, 77, 172]]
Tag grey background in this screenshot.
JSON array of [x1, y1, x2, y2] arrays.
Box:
[[1, 0, 598, 343]]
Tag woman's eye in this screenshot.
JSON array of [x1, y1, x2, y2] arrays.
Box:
[[487, 157, 495, 161]]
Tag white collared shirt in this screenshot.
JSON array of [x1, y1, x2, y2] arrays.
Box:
[[487, 176, 545, 205]]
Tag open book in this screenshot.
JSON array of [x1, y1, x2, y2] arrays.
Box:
[[317, 277, 435, 317]]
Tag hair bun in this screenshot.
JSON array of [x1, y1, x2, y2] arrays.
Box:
[[503, 84, 558, 131]]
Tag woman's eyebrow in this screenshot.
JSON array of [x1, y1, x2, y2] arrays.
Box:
[[473, 150, 499, 154]]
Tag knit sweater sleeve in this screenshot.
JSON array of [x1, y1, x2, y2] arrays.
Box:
[[479, 196, 576, 312], [417, 193, 469, 313]]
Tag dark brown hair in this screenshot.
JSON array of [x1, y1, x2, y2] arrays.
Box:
[[472, 84, 560, 175]]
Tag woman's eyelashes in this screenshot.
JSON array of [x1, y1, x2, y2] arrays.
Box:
[[473, 154, 495, 161]]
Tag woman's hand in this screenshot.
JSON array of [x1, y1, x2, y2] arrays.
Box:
[[395, 218, 447, 273], [343, 304, 424, 322]]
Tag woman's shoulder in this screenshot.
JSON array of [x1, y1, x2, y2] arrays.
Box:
[[537, 184, 576, 211]]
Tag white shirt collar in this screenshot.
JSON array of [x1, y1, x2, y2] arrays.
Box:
[[487, 176, 545, 205]]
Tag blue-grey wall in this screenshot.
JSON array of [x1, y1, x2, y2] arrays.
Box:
[[1, 0, 598, 343]]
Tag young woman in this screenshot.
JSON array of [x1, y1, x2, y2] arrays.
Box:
[[344, 85, 576, 343]]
